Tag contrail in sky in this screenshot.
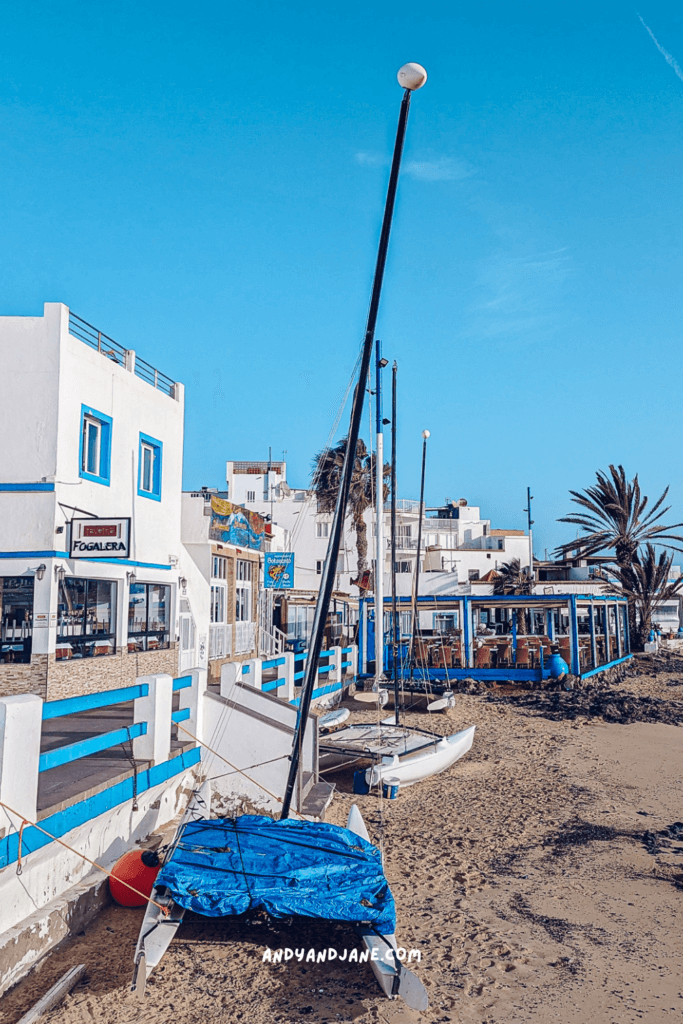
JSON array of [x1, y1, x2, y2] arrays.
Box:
[[638, 13, 683, 83]]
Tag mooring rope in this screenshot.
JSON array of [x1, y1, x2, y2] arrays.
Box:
[[0, 799, 170, 915]]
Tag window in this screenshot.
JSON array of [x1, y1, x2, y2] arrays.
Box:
[[236, 560, 253, 582], [316, 560, 323, 575], [236, 586, 251, 622], [316, 522, 329, 538], [138, 433, 163, 501], [210, 585, 226, 623], [0, 577, 34, 664], [246, 490, 256, 503], [394, 561, 412, 573], [468, 569, 480, 581], [397, 524, 412, 539], [127, 583, 171, 652], [236, 559, 252, 622], [434, 613, 457, 633], [79, 406, 112, 486], [212, 555, 227, 579], [57, 578, 116, 658]]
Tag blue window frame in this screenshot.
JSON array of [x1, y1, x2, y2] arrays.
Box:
[[79, 406, 112, 486], [138, 433, 163, 501]]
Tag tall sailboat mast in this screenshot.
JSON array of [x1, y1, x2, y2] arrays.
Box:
[[280, 64, 427, 821]]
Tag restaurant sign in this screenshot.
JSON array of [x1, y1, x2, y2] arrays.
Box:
[[264, 552, 295, 590], [70, 518, 131, 559]]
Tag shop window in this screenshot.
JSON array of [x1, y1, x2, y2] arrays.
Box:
[[138, 433, 163, 500], [79, 406, 112, 486], [57, 578, 116, 659], [0, 576, 33, 664], [127, 583, 171, 652]]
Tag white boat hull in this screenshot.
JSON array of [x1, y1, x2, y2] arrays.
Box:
[[346, 806, 428, 1010], [366, 725, 475, 788]]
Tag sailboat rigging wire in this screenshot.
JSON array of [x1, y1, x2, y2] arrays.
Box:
[[287, 350, 363, 553], [175, 723, 306, 820]]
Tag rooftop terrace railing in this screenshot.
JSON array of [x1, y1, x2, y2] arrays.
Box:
[[69, 312, 178, 399]]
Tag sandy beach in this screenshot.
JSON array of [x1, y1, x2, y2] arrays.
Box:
[[2, 658, 682, 1024]]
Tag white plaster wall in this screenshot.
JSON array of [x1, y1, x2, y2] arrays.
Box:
[[0, 305, 61, 483], [201, 687, 315, 816], [0, 764, 199, 937]]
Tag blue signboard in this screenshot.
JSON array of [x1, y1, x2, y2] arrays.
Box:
[[264, 552, 295, 590]]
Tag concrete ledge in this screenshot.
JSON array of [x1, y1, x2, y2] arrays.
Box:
[[0, 871, 109, 997]]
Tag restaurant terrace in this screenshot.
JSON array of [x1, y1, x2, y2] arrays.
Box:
[[358, 593, 632, 684]]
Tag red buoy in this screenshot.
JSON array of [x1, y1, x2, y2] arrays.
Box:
[[109, 849, 160, 906]]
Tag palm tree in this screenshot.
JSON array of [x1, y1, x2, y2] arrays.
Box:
[[492, 558, 533, 634], [605, 544, 683, 650], [554, 465, 683, 637], [312, 437, 390, 593]]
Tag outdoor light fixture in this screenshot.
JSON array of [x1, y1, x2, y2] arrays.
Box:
[[127, 571, 136, 585], [179, 577, 187, 592], [35, 564, 46, 581], [54, 565, 66, 583], [378, 357, 389, 368], [422, 429, 430, 440]]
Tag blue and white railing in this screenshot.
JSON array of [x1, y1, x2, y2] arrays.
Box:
[[0, 669, 205, 870], [219, 645, 358, 708]]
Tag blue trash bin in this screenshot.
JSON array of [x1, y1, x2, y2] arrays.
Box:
[[353, 769, 370, 795]]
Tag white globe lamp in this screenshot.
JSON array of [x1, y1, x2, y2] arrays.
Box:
[[422, 429, 430, 440], [397, 63, 428, 91]]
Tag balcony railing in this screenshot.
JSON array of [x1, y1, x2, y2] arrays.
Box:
[[209, 623, 232, 660], [235, 622, 256, 655], [69, 312, 178, 399]]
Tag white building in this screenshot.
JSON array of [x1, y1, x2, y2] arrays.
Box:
[[0, 302, 194, 700], [226, 460, 534, 643], [181, 489, 286, 683]]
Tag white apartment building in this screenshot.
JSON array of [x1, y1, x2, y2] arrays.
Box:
[[0, 303, 195, 700], [226, 460, 533, 642]]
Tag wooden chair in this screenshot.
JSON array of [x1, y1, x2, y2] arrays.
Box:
[[451, 640, 463, 668], [415, 638, 430, 667], [435, 645, 452, 669], [475, 644, 491, 668], [496, 642, 512, 667], [515, 639, 531, 669]]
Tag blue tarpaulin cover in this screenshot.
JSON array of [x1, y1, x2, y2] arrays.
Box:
[[156, 815, 396, 934]]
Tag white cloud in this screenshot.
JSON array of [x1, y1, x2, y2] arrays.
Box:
[[468, 248, 572, 342], [404, 157, 473, 182], [354, 151, 388, 167], [638, 13, 683, 83], [355, 152, 474, 182]]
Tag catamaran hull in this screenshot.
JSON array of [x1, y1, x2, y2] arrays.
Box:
[[366, 725, 475, 788]]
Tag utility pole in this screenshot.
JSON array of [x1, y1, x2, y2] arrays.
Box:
[[523, 486, 534, 578]]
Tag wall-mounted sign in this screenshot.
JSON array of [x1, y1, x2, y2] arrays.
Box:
[[70, 518, 131, 559], [264, 552, 294, 590]]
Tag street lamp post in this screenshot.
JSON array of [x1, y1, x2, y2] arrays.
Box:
[[280, 64, 427, 821]]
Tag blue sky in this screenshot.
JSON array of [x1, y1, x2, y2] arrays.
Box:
[[2, 1, 683, 555]]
